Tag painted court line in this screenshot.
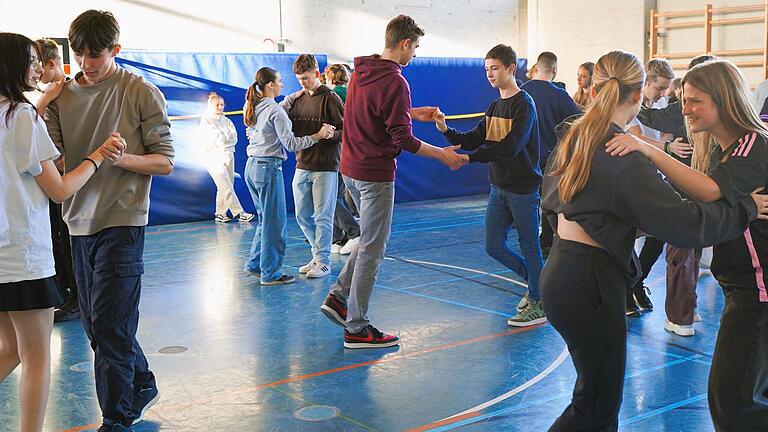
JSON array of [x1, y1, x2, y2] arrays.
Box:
[[402, 258, 528, 288]]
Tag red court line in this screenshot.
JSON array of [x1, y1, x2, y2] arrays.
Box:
[[61, 325, 543, 432], [403, 411, 482, 432]]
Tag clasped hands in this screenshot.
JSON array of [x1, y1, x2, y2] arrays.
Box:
[[411, 106, 469, 170]]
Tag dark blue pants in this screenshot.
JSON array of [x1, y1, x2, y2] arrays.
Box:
[[71, 226, 156, 425]]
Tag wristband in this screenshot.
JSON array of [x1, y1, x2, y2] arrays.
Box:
[[83, 157, 99, 172], [663, 140, 672, 155]]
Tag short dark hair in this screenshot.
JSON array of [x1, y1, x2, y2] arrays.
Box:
[[293, 53, 318, 74], [385, 15, 425, 49], [36, 38, 61, 64], [69, 10, 120, 53], [485, 44, 517, 68], [536, 51, 557, 73]]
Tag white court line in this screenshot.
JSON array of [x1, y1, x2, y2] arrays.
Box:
[[443, 346, 570, 421], [390, 257, 569, 423], [398, 258, 529, 289]]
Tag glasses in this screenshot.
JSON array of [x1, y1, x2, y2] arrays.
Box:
[[29, 56, 41, 65]]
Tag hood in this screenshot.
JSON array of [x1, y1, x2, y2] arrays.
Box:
[[352, 54, 402, 87], [253, 97, 276, 118]]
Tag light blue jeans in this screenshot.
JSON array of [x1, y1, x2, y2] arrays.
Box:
[[292, 169, 338, 266], [330, 176, 394, 333], [485, 184, 544, 300], [244, 157, 287, 282]]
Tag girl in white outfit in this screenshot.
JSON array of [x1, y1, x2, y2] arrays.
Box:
[[199, 92, 253, 223]]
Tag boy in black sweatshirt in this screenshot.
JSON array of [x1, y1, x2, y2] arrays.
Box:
[[436, 44, 545, 327]]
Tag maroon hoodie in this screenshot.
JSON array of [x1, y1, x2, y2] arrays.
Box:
[[340, 55, 422, 182]]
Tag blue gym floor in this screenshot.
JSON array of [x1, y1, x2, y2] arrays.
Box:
[[0, 195, 724, 431]]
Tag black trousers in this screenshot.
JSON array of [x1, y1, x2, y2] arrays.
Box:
[[49, 200, 76, 298], [633, 237, 664, 289], [71, 226, 156, 425], [332, 173, 360, 244], [709, 282, 768, 431], [541, 238, 628, 432]]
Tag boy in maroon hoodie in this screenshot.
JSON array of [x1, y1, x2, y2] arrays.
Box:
[[320, 15, 461, 348]]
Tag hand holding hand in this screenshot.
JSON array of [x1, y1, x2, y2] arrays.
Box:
[[451, 153, 470, 171], [434, 109, 448, 133], [411, 106, 439, 122], [97, 132, 126, 162], [318, 123, 336, 140]]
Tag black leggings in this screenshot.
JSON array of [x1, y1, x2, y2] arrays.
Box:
[[540, 238, 629, 432]]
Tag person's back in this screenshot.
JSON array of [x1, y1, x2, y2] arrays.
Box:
[[522, 80, 580, 161], [341, 54, 419, 181]]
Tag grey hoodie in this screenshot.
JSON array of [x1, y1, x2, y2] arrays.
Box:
[[245, 97, 316, 159]]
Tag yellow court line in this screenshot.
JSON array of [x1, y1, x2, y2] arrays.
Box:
[[168, 110, 484, 121]]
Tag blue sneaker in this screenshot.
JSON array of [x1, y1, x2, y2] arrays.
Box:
[[130, 385, 160, 425]]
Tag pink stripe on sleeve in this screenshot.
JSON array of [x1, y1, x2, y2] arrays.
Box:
[[744, 227, 768, 302]]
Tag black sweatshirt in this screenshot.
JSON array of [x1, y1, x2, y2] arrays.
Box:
[[709, 131, 768, 301], [287, 85, 345, 171], [442, 90, 542, 194], [542, 123, 757, 283], [637, 101, 686, 138]]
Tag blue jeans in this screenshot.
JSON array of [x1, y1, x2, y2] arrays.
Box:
[[244, 157, 287, 281], [292, 169, 338, 266], [71, 226, 156, 425], [485, 185, 544, 300]]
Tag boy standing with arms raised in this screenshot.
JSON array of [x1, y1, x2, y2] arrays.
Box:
[[436, 44, 546, 327], [320, 15, 461, 348], [46, 10, 174, 431]]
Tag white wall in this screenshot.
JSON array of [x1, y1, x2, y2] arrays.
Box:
[[1, 0, 522, 64]]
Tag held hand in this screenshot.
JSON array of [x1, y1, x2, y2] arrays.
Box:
[[318, 123, 336, 140], [605, 133, 650, 157], [437, 145, 461, 169], [97, 133, 126, 162], [411, 106, 439, 122], [451, 153, 470, 171], [669, 138, 693, 158], [751, 187, 768, 220], [434, 109, 448, 133]]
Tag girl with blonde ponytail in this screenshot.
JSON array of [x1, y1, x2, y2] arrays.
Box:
[[540, 51, 767, 431], [605, 59, 768, 431]]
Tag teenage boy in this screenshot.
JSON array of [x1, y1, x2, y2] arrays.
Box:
[[282, 53, 345, 278], [520, 51, 580, 262], [319, 15, 462, 349], [45, 10, 174, 431], [35, 38, 80, 322], [435, 44, 546, 327]]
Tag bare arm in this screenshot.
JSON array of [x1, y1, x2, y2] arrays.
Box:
[[415, 142, 462, 168], [606, 133, 722, 202], [114, 152, 174, 176], [35, 136, 125, 203]]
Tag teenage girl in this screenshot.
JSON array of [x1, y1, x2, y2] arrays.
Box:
[[0, 32, 124, 432], [541, 50, 768, 431]]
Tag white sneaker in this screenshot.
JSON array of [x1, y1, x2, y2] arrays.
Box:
[[693, 310, 702, 322], [306, 262, 331, 278], [299, 260, 315, 274], [665, 319, 695, 337], [331, 243, 342, 254], [340, 237, 359, 255]]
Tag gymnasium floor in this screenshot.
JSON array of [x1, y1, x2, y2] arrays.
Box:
[[0, 195, 723, 431]]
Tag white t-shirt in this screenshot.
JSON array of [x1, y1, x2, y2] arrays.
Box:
[[0, 101, 60, 283]]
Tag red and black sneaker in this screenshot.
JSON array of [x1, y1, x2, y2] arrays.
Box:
[[344, 325, 399, 349], [320, 294, 347, 327]]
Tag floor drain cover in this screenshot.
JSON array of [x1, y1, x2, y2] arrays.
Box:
[[158, 346, 188, 354], [293, 405, 341, 422]]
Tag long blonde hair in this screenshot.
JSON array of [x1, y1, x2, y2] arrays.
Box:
[[552, 51, 645, 202], [682, 59, 768, 157]]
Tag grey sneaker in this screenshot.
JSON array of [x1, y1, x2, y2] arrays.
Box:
[[508, 300, 547, 327], [260, 274, 296, 286], [516, 293, 530, 312]]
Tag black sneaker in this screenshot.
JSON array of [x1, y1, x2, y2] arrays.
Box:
[[130, 385, 160, 425], [344, 325, 399, 349], [54, 299, 80, 322], [633, 285, 654, 310], [321, 294, 347, 327], [626, 293, 640, 317], [98, 423, 133, 432], [260, 274, 296, 286]]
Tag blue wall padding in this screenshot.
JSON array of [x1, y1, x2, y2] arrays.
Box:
[[116, 51, 519, 225]]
